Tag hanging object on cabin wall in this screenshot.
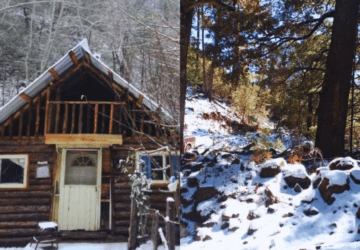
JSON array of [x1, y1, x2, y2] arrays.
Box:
[[36, 161, 50, 178]]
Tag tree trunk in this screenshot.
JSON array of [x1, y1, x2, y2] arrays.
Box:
[[180, 2, 194, 154], [315, 0, 359, 158], [202, 7, 207, 97]]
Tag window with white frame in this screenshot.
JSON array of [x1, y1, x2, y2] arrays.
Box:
[[136, 150, 179, 183], [0, 155, 28, 188]]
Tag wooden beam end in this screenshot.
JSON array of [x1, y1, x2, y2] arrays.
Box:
[[19, 93, 32, 103], [69, 51, 79, 65], [49, 68, 59, 80]]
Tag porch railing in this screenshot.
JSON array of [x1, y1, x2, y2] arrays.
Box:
[[46, 101, 125, 134]]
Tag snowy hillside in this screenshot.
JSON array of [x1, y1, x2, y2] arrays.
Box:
[[181, 87, 360, 250]]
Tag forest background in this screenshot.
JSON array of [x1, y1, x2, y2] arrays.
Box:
[[0, 0, 180, 122], [181, 0, 360, 158]]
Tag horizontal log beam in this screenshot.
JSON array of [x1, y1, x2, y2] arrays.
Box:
[[113, 182, 131, 189], [0, 236, 32, 246], [0, 213, 49, 222], [49, 101, 125, 105], [113, 220, 130, 227], [0, 228, 38, 238], [0, 221, 38, 229], [0, 205, 50, 214], [112, 196, 131, 203], [113, 227, 129, 235], [0, 191, 52, 199], [0, 198, 51, 206], [112, 211, 131, 220], [45, 134, 123, 146]]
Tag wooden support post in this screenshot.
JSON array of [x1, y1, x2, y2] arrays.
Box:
[[148, 115, 153, 136], [45, 88, 51, 134], [35, 97, 41, 138], [166, 198, 175, 250], [86, 105, 91, 133], [0, 124, 4, 139], [18, 110, 23, 138], [128, 197, 139, 250], [55, 103, 61, 134], [62, 103, 69, 134], [132, 103, 136, 137], [152, 212, 159, 250], [109, 103, 114, 134], [118, 105, 123, 134], [155, 120, 160, 137], [27, 100, 33, 138], [47, 103, 53, 134], [70, 104, 76, 134], [101, 104, 106, 134], [94, 102, 99, 134], [140, 113, 144, 135], [9, 116, 13, 139], [78, 104, 83, 134]]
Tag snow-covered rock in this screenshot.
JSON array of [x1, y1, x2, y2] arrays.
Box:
[[282, 163, 311, 189], [258, 158, 286, 178], [329, 157, 358, 171], [318, 170, 350, 205], [350, 169, 360, 184]]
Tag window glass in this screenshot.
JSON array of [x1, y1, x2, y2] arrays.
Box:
[[138, 151, 179, 182], [0, 155, 28, 188], [65, 150, 97, 185]]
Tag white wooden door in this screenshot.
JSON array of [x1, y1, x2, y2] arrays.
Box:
[[58, 149, 102, 231]]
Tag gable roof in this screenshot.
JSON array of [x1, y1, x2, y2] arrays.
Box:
[[0, 39, 173, 124]]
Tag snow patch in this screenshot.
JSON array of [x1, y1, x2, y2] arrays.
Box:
[[282, 163, 308, 179], [324, 171, 348, 187]]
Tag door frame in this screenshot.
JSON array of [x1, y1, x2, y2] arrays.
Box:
[[58, 148, 102, 231]]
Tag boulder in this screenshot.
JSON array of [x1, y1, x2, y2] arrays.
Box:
[[197, 186, 220, 203], [312, 177, 321, 189], [221, 222, 229, 229], [283, 164, 310, 189], [356, 207, 360, 219], [303, 207, 319, 216], [229, 226, 239, 232], [329, 157, 358, 171], [294, 183, 302, 193], [182, 151, 198, 162], [318, 171, 350, 205], [182, 209, 211, 224], [182, 162, 205, 173], [203, 235, 212, 241], [350, 169, 360, 184], [259, 158, 286, 178], [187, 176, 199, 188]]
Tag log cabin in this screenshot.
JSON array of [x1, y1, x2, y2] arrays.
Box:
[[0, 39, 179, 246]]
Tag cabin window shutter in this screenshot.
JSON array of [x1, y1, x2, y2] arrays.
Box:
[[140, 155, 152, 179], [171, 155, 179, 179]]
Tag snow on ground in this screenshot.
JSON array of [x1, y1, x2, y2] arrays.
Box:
[[185, 87, 251, 150], [0, 242, 179, 250], [181, 86, 360, 250]]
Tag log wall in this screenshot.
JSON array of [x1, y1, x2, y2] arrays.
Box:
[[0, 143, 56, 247]]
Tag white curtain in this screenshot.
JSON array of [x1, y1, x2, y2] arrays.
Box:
[[9, 158, 25, 169]]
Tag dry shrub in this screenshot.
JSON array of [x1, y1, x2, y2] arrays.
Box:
[[249, 150, 272, 164]]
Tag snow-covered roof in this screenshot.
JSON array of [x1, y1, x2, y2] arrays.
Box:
[[0, 39, 173, 124]]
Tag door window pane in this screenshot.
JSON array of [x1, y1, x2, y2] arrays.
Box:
[[65, 150, 97, 185]]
